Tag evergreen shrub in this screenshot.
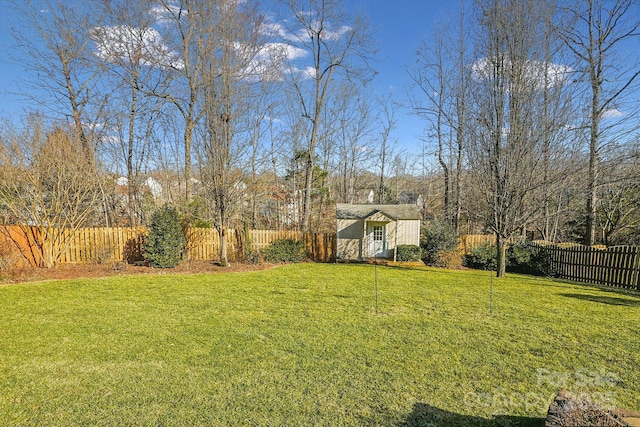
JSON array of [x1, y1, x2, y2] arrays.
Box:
[[395, 245, 423, 262], [263, 239, 305, 263], [143, 205, 185, 268], [462, 242, 497, 270], [507, 242, 554, 276], [421, 222, 459, 265]]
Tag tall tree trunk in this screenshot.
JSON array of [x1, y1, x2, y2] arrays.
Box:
[[454, 132, 462, 233], [585, 83, 600, 246], [184, 119, 193, 201], [438, 133, 450, 224], [62, 52, 91, 160], [496, 233, 507, 278], [302, 156, 314, 232], [127, 73, 139, 227], [220, 225, 228, 266]]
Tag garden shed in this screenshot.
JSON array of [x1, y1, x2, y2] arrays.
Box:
[[336, 203, 421, 261]]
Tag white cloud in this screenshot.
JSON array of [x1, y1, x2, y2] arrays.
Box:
[[260, 22, 297, 42], [602, 108, 624, 119], [322, 25, 351, 41], [256, 42, 307, 62], [149, 4, 184, 25], [258, 20, 341, 81], [235, 41, 312, 81], [300, 66, 316, 79], [264, 115, 283, 124], [289, 66, 316, 80], [472, 57, 572, 89], [92, 26, 184, 70], [282, 44, 307, 60]]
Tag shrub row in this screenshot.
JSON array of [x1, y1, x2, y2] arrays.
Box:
[[462, 241, 554, 276], [141, 206, 308, 268], [418, 222, 553, 276], [140, 209, 550, 274]]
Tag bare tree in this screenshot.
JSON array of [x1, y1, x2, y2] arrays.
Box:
[[376, 93, 397, 204], [331, 82, 375, 204], [198, 0, 266, 265], [408, 5, 471, 231], [451, 5, 472, 233], [469, 0, 565, 277], [244, 90, 276, 229], [596, 177, 640, 245], [558, 0, 640, 245], [0, 120, 103, 268], [146, 0, 209, 201], [8, 0, 106, 159], [92, 0, 167, 225], [532, 9, 578, 243], [409, 30, 451, 222], [277, 0, 375, 231]]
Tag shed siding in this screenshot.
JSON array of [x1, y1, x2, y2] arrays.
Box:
[[337, 218, 420, 260], [337, 218, 364, 259], [396, 220, 420, 246], [337, 218, 363, 239]]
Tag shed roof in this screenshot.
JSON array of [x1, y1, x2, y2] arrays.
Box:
[[336, 203, 421, 220]]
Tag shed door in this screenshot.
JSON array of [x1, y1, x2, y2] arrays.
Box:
[[367, 223, 386, 257]]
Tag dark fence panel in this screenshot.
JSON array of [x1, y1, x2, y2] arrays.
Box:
[[530, 242, 640, 290]]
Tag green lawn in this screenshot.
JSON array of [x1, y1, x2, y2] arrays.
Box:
[[1, 264, 638, 426]]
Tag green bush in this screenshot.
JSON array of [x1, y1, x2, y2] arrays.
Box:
[[462, 241, 555, 276], [395, 245, 423, 262], [462, 242, 497, 270], [507, 242, 554, 276], [263, 239, 305, 263], [143, 205, 185, 268], [506, 242, 533, 274], [421, 222, 459, 265]]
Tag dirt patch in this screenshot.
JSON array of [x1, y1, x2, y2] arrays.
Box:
[[0, 260, 280, 285]]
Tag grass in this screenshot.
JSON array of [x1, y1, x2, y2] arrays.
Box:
[[0, 263, 638, 426]]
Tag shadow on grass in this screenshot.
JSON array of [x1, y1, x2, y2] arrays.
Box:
[[400, 402, 545, 427], [559, 293, 640, 307]]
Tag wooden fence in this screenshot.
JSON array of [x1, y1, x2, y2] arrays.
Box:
[[1, 226, 336, 266], [530, 242, 640, 291], [458, 234, 496, 254], [456, 235, 639, 290]]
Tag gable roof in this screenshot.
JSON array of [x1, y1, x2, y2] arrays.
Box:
[[336, 203, 421, 220]]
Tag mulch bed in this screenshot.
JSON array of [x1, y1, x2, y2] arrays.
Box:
[[1, 260, 278, 285]]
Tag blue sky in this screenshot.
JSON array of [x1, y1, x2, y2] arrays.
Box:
[[0, 0, 462, 156], [363, 0, 463, 153]]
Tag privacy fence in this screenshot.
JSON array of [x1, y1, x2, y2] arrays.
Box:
[[458, 235, 639, 290], [0, 226, 336, 267], [2, 226, 638, 290], [530, 242, 640, 291], [457, 234, 497, 254]]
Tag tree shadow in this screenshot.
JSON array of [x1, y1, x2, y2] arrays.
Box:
[[400, 402, 545, 427], [559, 293, 640, 307]]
